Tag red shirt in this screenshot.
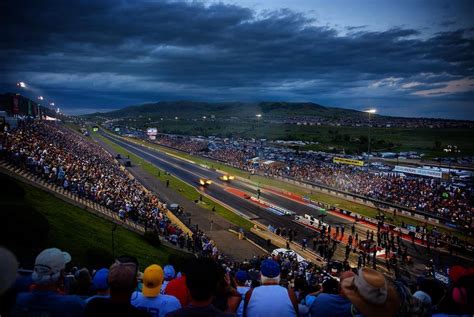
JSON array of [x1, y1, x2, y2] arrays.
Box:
[[165, 276, 189, 306]]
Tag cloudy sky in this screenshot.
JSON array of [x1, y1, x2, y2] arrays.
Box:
[[1, 0, 473, 118]]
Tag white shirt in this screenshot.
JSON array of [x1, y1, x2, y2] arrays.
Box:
[[246, 285, 296, 317]]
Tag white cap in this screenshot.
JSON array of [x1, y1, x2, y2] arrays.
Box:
[[32, 248, 71, 284]]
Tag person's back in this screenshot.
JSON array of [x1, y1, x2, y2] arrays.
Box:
[[236, 285, 250, 317], [165, 276, 188, 306], [13, 290, 84, 317], [166, 258, 233, 317], [246, 284, 296, 317], [131, 292, 180, 316], [85, 296, 150, 317], [308, 293, 352, 317]]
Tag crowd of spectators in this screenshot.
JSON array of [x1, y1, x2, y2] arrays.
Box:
[[152, 135, 472, 230], [2, 245, 473, 317], [2, 120, 474, 316], [4, 121, 221, 256]]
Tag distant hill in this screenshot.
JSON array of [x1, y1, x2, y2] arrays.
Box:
[[87, 101, 369, 120]]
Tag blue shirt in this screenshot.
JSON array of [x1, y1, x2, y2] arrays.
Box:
[[131, 291, 181, 317], [12, 291, 85, 317], [309, 293, 352, 317]]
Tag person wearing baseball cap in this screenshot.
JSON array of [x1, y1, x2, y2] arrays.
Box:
[[12, 248, 85, 317], [160, 265, 175, 295], [85, 256, 150, 317], [131, 264, 181, 317], [245, 259, 298, 317], [234, 270, 250, 317], [84, 268, 110, 304]]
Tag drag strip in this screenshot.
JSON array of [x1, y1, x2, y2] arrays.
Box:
[[99, 132, 316, 236]]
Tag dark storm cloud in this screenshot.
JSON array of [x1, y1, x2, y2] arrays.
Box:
[[1, 0, 473, 118]]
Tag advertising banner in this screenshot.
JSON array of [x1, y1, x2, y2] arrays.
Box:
[[393, 165, 442, 178], [333, 157, 364, 166]]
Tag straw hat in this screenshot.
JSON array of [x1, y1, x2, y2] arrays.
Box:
[[341, 268, 400, 317]]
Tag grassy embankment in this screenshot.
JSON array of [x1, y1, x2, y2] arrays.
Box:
[[0, 174, 185, 270], [92, 131, 253, 231], [124, 137, 471, 241]]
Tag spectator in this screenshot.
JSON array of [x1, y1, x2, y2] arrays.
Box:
[[164, 273, 189, 307], [245, 259, 298, 317], [433, 266, 474, 316], [85, 258, 150, 317], [160, 265, 175, 295], [341, 268, 404, 317], [12, 248, 84, 317], [308, 277, 352, 317], [166, 257, 233, 317], [71, 268, 92, 297], [235, 270, 250, 317], [85, 268, 110, 304], [131, 264, 181, 317]]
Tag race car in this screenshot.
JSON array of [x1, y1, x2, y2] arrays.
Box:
[[198, 178, 212, 186], [219, 174, 235, 182], [271, 248, 306, 263]]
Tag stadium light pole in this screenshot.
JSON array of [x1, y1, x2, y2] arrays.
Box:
[[256, 114, 262, 139], [364, 109, 377, 166], [256, 114, 263, 159]]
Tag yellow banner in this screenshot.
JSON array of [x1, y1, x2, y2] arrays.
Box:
[[333, 157, 364, 166]]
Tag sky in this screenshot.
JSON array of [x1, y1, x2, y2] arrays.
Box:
[[1, 0, 473, 119]]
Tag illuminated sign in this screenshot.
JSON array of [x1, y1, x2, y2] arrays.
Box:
[[333, 157, 364, 166]]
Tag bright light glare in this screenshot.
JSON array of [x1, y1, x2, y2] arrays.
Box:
[[365, 109, 377, 114], [17, 81, 26, 88], [38, 96, 44, 100], [256, 114, 262, 118], [50, 102, 55, 106]]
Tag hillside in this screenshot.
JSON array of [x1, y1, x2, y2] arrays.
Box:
[[88, 101, 369, 120]]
